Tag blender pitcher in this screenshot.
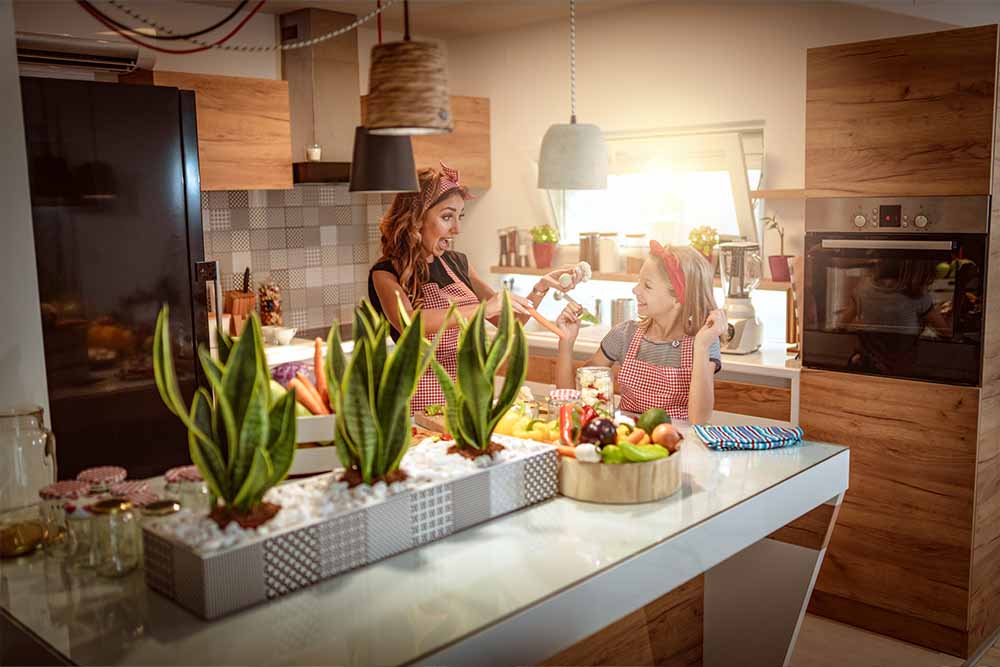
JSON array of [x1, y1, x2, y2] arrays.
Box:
[[0, 407, 57, 514]]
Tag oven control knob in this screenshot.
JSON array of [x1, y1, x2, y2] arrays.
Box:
[[853, 214, 868, 228], [914, 214, 929, 228]]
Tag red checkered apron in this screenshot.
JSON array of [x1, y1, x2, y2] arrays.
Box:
[[411, 257, 481, 414], [618, 322, 694, 421]]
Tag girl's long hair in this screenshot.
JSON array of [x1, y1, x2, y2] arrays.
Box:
[[378, 167, 469, 307], [655, 245, 718, 336]]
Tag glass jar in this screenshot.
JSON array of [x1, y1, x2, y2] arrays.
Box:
[[66, 501, 99, 569], [76, 466, 127, 494], [623, 233, 647, 275], [139, 499, 179, 561], [576, 367, 615, 417], [37, 480, 90, 558], [90, 498, 140, 578], [0, 406, 56, 514], [165, 465, 209, 514], [579, 232, 601, 270]]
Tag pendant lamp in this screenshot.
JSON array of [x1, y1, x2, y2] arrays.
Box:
[[537, 0, 607, 190], [366, 0, 452, 135]]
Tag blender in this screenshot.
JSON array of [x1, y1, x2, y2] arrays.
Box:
[[718, 241, 763, 354]]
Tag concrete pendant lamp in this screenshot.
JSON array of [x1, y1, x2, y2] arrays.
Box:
[[538, 0, 607, 190], [366, 0, 452, 135]]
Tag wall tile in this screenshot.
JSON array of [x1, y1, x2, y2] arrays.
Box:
[[340, 283, 356, 306], [305, 287, 323, 308], [320, 226, 338, 246], [302, 227, 320, 247], [367, 225, 380, 244], [271, 268, 289, 290], [353, 263, 368, 282], [227, 191, 248, 208], [288, 288, 306, 309], [338, 265, 353, 284], [318, 186, 337, 206], [266, 209, 286, 228], [285, 208, 304, 228], [306, 267, 323, 288], [352, 245, 369, 264], [248, 190, 268, 208], [232, 230, 250, 251], [352, 206, 366, 226], [216, 253, 233, 276], [256, 270, 271, 285], [267, 190, 286, 208], [336, 245, 353, 264], [334, 206, 352, 226], [208, 191, 228, 208], [338, 305, 354, 321], [338, 225, 364, 244], [285, 227, 304, 248], [307, 307, 324, 328], [305, 246, 321, 267], [204, 234, 213, 254], [250, 229, 268, 250], [287, 247, 306, 268], [301, 188, 320, 206], [318, 207, 337, 227], [230, 270, 252, 290], [251, 250, 270, 272], [267, 229, 285, 248], [351, 192, 366, 206], [290, 268, 306, 289], [302, 207, 320, 227], [270, 249, 287, 270], [249, 207, 267, 229], [322, 247, 338, 265], [284, 188, 303, 207], [209, 209, 231, 231], [381, 194, 394, 206], [323, 285, 339, 305], [366, 194, 381, 206], [323, 266, 341, 285], [232, 251, 251, 274], [334, 184, 351, 205], [288, 309, 307, 328], [231, 209, 249, 230], [324, 305, 340, 323]]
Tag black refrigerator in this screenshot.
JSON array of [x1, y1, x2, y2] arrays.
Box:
[[21, 77, 209, 479]]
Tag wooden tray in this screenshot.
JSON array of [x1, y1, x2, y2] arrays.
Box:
[[558, 451, 682, 504]]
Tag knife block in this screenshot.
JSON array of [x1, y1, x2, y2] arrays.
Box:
[[223, 291, 256, 336]]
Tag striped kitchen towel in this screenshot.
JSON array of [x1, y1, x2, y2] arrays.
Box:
[[692, 424, 804, 451]]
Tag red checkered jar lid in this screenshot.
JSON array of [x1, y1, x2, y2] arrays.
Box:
[[76, 466, 127, 486], [39, 480, 91, 500], [164, 465, 202, 484]]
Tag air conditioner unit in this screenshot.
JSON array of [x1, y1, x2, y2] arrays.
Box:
[[16, 32, 154, 79]]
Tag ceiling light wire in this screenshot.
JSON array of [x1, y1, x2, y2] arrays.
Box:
[[84, 0, 248, 41]]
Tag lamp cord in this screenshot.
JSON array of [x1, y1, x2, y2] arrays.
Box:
[[570, 0, 576, 123]]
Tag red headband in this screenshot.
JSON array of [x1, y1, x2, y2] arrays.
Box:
[[650, 241, 686, 305], [412, 162, 473, 219]]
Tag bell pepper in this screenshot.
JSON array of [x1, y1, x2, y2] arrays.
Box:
[[601, 444, 626, 464], [560, 404, 582, 446], [620, 442, 669, 462], [580, 405, 598, 429]]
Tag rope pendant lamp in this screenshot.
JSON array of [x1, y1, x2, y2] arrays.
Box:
[[366, 0, 452, 135], [350, 1, 419, 192], [538, 0, 607, 190]]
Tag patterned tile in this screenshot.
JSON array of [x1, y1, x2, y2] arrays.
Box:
[[232, 251, 251, 275], [490, 460, 526, 516], [267, 229, 286, 249], [305, 247, 321, 267], [255, 270, 271, 285], [352, 245, 369, 264], [284, 188, 303, 207], [283, 209, 303, 229], [271, 268, 289, 290], [250, 229, 269, 250], [302, 207, 320, 227], [267, 209, 286, 228], [231, 230, 250, 252], [451, 474, 490, 532], [366, 495, 411, 561], [228, 191, 249, 208], [301, 188, 320, 206], [201, 207, 211, 227], [249, 207, 267, 229], [288, 309, 307, 329], [338, 265, 354, 284], [289, 268, 306, 289], [264, 526, 319, 599], [381, 194, 394, 206], [305, 286, 323, 308], [339, 225, 364, 244], [333, 184, 351, 205], [338, 304, 354, 321], [321, 247, 338, 266], [285, 228, 305, 248], [318, 186, 337, 206], [351, 191, 367, 206], [306, 267, 323, 288], [318, 207, 338, 227], [367, 225, 380, 244], [366, 194, 382, 206], [369, 242, 381, 263], [320, 226, 338, 246], [353, 264, 368, 283], [324, 305, 340, 324], [334, 206, 352, 226], [523, 452, 558, 504], [411, 486, 453, 546], [203, 232, 213, 254], [288, 288, 306, 309], [230, 209, 250, 230], [251, 250, 270, 272], [318, 511, 366, 579], [208, 191, 228, 208], [248, 190, 268, 208], [352, 206, 366, 226], [307, 307, 324, 328], [209, 209, 231, 231], [354, 281, 369, 304], [340, 283, 356, 306], [302, 227, 320, 247], [366, 204, 382, 225], [216, 253, 233, 276], [270, 249, 288, 270], [287, 247, 306, 268], [267, 190, 286, 208], [323, 266, 341, 285], [323, 285, 340, 305], [230, 271, 253, 291], [336, 245, 353, 264]]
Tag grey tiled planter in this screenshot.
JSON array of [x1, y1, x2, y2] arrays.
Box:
[[143, 446, 558, 619]]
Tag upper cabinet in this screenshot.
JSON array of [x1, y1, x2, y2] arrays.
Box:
[[361, 95, 491, 190], [805, 26, 997, 197], [122, 71, 293, 191]]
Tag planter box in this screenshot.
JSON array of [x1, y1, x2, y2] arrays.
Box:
[[289, 415, 337, 476], [143, 437, 558, 619]]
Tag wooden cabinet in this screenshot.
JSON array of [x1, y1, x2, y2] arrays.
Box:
[[800, 369, 980, 656], [122, 71, 293, 191], [805, 25, 997, 197], [361, 95, 491, 189]]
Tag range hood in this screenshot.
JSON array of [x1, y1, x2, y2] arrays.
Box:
[[280, 9, 359, 185]]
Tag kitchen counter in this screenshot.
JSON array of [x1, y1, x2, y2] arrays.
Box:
[[1, 416, 847, 667]]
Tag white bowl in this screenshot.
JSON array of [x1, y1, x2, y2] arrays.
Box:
[[273, 326, 297, 345]]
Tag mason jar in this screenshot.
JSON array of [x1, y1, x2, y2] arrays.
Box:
[[66, 501, 99, 569], [37, 480, 90, 558], [165, 465, 209, 514], [576, 367, 615, 417], [90, 498, 140, 578]]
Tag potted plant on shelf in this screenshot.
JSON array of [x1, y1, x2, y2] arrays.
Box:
[[688, 226, 719, 274], [153, 306, 297, 529], [323, 300, 448, 486], [763, 215, 792, 282], [530, 224, 559, 269], [433, 291, 528, 458]]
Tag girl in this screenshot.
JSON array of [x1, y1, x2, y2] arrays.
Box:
[[369, 163, 583, 413], [555, 242, 727, 424]]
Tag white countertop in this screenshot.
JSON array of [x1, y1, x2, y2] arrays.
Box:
[[0, 414, 846, 667], [263, 337, 355, 368]]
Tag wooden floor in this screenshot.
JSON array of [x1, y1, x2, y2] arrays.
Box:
[[980, 644, 1000, 667], [791, 615, 964, 667]]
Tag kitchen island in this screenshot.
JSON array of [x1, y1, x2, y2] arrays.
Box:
[[1, 417, 847, 667]]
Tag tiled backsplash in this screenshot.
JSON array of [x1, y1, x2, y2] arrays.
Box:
[[201, 184, 389, 330]]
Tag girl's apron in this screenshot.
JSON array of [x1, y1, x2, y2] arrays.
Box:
[[617, 322, 695, 421], [411, 257, 481, 414]]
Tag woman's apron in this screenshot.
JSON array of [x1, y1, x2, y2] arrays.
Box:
[[411, 257, 481, 414], [617, 322, 695, 421]]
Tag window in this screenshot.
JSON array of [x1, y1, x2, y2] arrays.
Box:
[[548, 127, 764, 246]]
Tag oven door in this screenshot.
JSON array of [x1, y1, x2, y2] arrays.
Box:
[[803, 233, 985, 385]]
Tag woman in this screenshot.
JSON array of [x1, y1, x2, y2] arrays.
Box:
[[368, 163, 582, 413], [554, 243, 726, 424]]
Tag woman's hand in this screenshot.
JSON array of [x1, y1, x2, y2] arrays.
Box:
[[543, 265, 585, 293], [695, 309, 728, 348], [485, 291, 531, 319], [556, 304, 582, 343]]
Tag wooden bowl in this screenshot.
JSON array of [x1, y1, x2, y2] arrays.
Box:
[[558, 451, 682, 504]]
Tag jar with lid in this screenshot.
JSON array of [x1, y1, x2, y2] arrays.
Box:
[[76, 466, 127, 494], [599, 233, 620, 273], [547, 389, 581, 418], [90, 498, 140, 578], [579, 232, 601, 271], [165, 465, 209, 514], [140, 499, 180, 559], [65, 501, 99, 569], [37, 480, 90, 558], [623, 233, 647, 274], [576, 367, 615, 417]]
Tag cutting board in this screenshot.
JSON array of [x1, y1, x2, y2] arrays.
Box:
[[413, 412, 448, 433]]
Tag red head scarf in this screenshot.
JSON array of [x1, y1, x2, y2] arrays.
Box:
[[412, 162, 474, 219], [649, 240, 686, 305]]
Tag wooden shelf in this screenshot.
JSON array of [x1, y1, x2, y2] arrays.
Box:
[[750, 188, 806, 200], [490, 266, 792, 291]]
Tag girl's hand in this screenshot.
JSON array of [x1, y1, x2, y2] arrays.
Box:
[[485, 291, 531, 319], [544, 265, 584, 292], [556, 304, 582, 343], [696, 309, 728, 347]]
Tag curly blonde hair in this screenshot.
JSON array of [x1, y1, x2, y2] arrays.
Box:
[[378, 167, 469, 307]]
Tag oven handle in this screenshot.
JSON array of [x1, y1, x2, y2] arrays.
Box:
[[820, 239, 954, 251]]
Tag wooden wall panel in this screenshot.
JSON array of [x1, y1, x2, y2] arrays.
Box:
[[713, 380, 791, 422], [805, 25, 996, 197], [768, 504, 835, 551], [800, 369, 978, 655], [123, 71, 293, 191], [361, 95, 491, 189]]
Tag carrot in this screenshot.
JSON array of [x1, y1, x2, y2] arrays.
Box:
[[555, 445, 577, 458], [524, 305, 565, 339], [314, 338, 329, 409], [289, 376, 329, 415]]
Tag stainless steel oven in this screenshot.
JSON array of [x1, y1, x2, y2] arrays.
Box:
[[803, 196, 988, 386]]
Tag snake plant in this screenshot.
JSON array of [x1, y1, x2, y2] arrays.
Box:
[[433, 291, 528, 452], [324, 300, 448, 485], [153, 306, 297, 517]]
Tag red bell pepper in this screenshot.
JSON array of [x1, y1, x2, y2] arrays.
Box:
[[580, 405, 598, 429], [560, 404, 582, 446]]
